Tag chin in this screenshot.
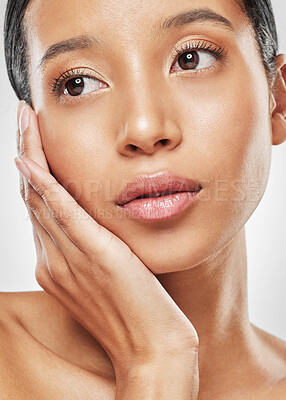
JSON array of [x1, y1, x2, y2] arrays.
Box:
[[127, 229, 221, 275], [126, 213, 250, 276]]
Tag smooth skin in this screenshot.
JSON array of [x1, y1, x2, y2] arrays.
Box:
[[1, 0, 286, 398]]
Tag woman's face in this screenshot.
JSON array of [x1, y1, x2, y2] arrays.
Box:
[[25, 0, 272, 273]]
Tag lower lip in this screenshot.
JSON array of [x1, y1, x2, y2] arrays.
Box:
[[119, 190, 201, 221]]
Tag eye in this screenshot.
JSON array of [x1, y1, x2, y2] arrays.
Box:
[[49, 68, 109, 101], [64, 76, 106, 96], [170, 40, 225, 74], [172, 50, 216, 72]]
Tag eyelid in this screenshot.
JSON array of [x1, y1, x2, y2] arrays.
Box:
[[168, 38, 227, 77], [170, 39, 226, 62], [49, 67, 105, 97]]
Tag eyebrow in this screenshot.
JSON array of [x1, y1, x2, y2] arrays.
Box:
[[37, 8, 234, 72], [155, 8, 235, 33], [36, 34, 104, 72]]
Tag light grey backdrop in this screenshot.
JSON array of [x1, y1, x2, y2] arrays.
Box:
[[0, 1, 285, 340]]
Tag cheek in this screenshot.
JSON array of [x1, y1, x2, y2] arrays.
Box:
[[38, 107, 114, 211], [214, 78, 271, 200], [176, 64, 272, 200]]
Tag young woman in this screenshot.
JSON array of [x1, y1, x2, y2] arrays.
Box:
[[2, 0, 286, 398]]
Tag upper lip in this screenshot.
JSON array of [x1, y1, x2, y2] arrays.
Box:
[[116, 171, 203, 206]]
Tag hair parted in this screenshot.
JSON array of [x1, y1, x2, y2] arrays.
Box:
[[4, 0, 279, 106]]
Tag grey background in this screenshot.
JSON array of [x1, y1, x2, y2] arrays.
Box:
[[0, 1, 285, 340]]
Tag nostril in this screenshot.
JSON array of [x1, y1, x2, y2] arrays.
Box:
[[160, 139, 169, 145]]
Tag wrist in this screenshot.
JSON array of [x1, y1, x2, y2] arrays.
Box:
[[114, 349, 199, 400], [111, 332, 199, 372]]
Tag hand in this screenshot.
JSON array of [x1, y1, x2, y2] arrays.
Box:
[[15, 101, 199, 397]]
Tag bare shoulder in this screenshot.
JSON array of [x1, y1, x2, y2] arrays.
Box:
[[0, 291, 49, 396], [275, 379, 286, 399], [251, 322, 286, 358], [0, 290, 86, 357], [251, 323, 286, 399], [0, 291, 116, 399], [0, 290, 73, 360], [0, 290, 45, 328], [263, 378, 286, 400], [0, 290, 64, 315], [0, 290, 61, 351], [0, 290, 71, 331]]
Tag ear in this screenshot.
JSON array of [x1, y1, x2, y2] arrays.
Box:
[[271, 54, 286, 146]]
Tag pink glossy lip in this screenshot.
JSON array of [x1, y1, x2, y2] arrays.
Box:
[[118, 191, 202, 221], [116, 171, 202, 206], [115, 171, 202, 220]]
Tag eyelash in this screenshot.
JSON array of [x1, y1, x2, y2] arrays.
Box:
[[49, 40, 226, 102], [171, 39, 225, 61], [49, 68, 95, 100]]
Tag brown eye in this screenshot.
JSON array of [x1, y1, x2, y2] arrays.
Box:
[[63, 76, 105, 97], [178, 51, 200, 70], [172, 50, 217, 72], [65, 77, 85, 96]]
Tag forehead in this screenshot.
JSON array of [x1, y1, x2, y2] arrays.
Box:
[[24, 0, 247, 52]]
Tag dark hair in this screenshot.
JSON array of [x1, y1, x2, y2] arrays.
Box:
[[4, 0, 279, 106]]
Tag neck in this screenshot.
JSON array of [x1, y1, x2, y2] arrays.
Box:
[[156, 227, 250, 341], [155, 227, 256, 392]]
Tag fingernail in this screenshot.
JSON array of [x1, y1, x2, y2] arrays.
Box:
[[16, 100, 26, 126], [19, 105, 30, 135], [14, 157, 31, 180]]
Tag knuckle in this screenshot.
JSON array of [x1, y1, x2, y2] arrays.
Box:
[[20, 180, 26, 200], [46, 258, 68, 284], [47, 263, 62, 283], [48, 267, 63, 284], [35, 261, 59, 297], [99, 229, 122, 257], [35, 182, 49, 198], [104, 233, 117, 252], [52, 208, 74, 231], [127, 248, 138, 264], [25, 189, 40, 212], [35, 261, 49, 288], [16, 129, 20, 154], [20, 138, 29, 157]]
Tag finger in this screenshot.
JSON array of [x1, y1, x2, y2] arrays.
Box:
[[16, 100, 26, 126], [14, 156, 132, 262], [32, 225, 43, 259], [27, 195, 57, 261], [33, 227, 78, 307], [35, 216, 75, 283], [16, 123, 29, 215], [17, 102, 49, 171], [16, 101, 49, 211], [30, 207, 77, 290], [16, 126, 20, 155], [16, 100, 49, 211], [32, 220, 83, 316], [19, 168, 81, 264]]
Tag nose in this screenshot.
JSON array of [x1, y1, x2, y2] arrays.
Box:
[[116, 82, 182, 156]]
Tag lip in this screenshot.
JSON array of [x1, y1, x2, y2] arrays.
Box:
[[116, 171, 203, 205], [116, 171, 202, 221]]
